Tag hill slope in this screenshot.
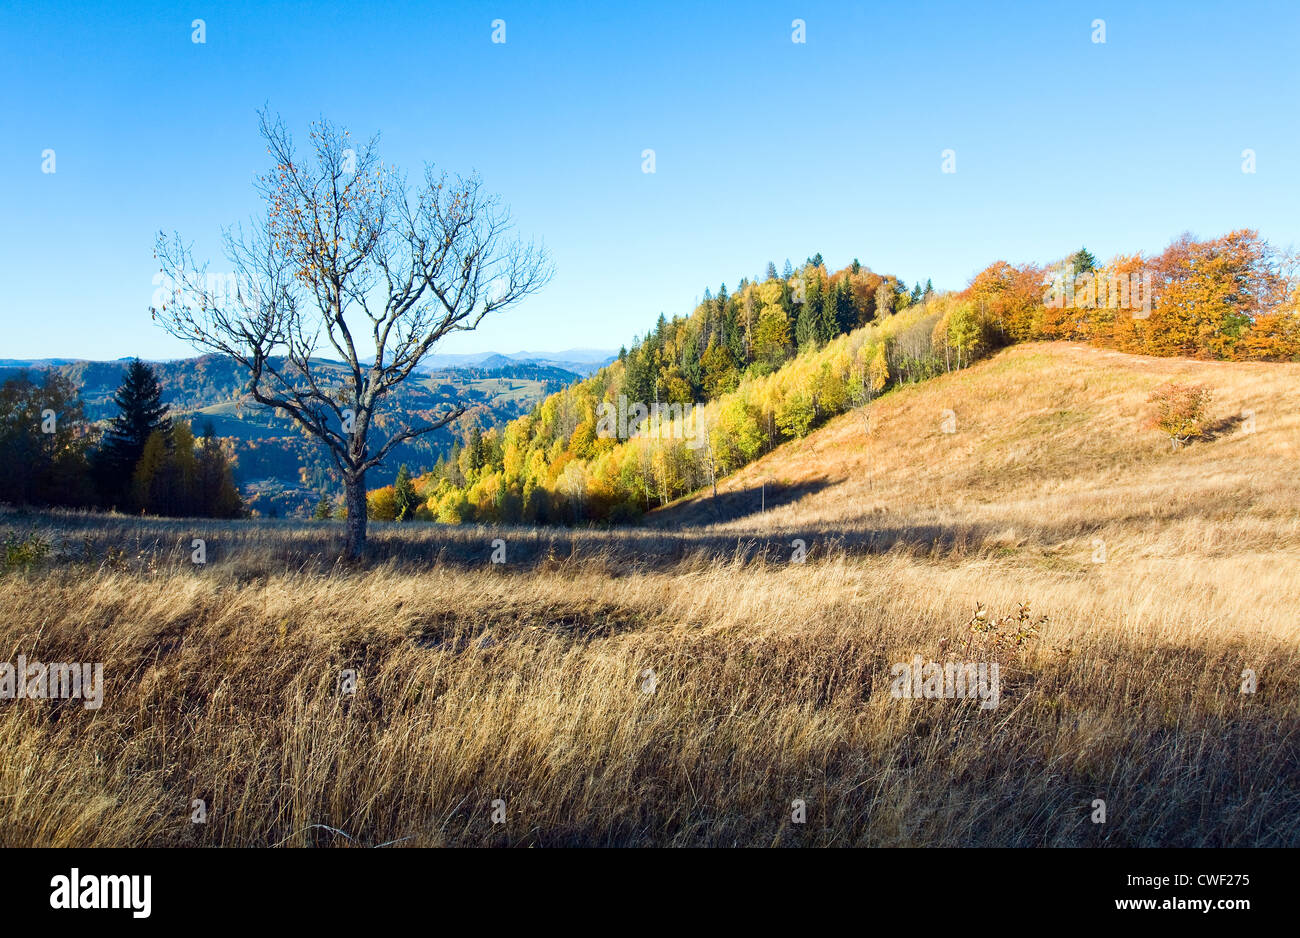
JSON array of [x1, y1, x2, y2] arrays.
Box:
[[653, 342, 1300, 561]]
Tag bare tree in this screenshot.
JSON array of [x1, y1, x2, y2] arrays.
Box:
[[152, 112, 552, 558]]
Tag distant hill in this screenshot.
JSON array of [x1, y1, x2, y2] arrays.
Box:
[[0, 358, 83, 368], [0, 354, 584, 517]]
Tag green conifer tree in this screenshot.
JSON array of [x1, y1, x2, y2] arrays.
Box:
[[94, 360, 170, 506]]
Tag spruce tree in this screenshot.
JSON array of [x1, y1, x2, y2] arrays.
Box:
[[623, 347, 655, 406], [470, 428, 485, 473], [818, 285, 839, 342], [833, 279, 857, 333], [795, 301, 819, 352], [393, 464, 417, 521], [1070, 247, 1098, 275], [313, 493, 334, 520], [94, 359, 170, 505]]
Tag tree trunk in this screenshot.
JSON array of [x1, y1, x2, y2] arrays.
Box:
[[344, 471, 367, 560]]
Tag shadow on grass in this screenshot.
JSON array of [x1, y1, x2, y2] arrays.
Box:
[[0, 501, 1125, 576]]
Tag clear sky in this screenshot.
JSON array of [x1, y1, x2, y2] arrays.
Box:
[[2, 0, 1297, 360]]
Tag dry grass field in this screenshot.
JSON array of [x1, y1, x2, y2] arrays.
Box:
[[2, 343, 1297, 847]]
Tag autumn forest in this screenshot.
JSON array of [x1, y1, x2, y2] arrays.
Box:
[[374, 229, 1298, 526]]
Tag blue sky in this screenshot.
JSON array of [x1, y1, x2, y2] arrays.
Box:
[[2, 0, 1297, 360]]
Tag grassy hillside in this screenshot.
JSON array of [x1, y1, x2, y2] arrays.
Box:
[[410, 229, 1300, 528], [654, 342, 1300, 555], [1, 343, 1296, 846]]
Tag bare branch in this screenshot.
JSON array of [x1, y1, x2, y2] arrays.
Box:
[[151, 111, 552, 555]]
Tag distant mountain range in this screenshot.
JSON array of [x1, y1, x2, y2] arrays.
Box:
[[0, 358, 83, 368], [416, 349, 617, 375], [1, 349, 618, 377], [0, 351, 604, 517]]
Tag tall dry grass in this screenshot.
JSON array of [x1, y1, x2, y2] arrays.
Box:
[[1, 534, 1295, 846]]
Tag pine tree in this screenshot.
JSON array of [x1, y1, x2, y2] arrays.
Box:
[[1070, 247, 1098, 275], [818, 283, 839, 341], [795, 300, 820, 351], [623, 345, 655, 404], [313, 493, 334, 520], [393, 464, 417, 521], [833, 279, 857, 333], [467, 427, 484, 475], [806, 274, 831, 346], [94, 360, 170, 506]]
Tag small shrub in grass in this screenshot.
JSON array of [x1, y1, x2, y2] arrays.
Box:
[[2, 531, 50, 570], [1144, 382, 1213, 451], [957, 601, 1048, 659]]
